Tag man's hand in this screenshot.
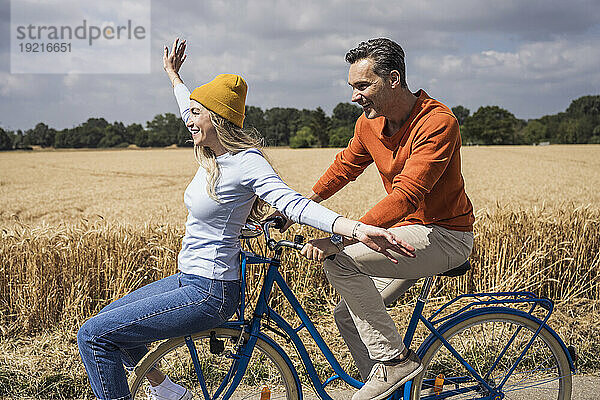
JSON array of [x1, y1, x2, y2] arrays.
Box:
[[301, 238, 338, 262], [354, 224, 416, 263], [163, 37, 186, 86]]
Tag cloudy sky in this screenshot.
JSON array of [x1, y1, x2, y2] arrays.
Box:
[[1, 0, 599, 131]]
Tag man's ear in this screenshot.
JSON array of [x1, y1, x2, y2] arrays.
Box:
[[389, 70, 401, 89]]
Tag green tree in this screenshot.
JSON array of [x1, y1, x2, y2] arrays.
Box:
[[146, 113, 184, 147], [55, 129, 78, 148], [537, 113, 565, 144], [77, 118, 109, 148], [134, 129, 150, 147], [331, 102, 362, 127], [590, 125, 600, 144], [0, 127, 14, 150], [451, 105, 470, 126], [289, 126, 317, 148], [24, 122, 56, 147], [310, 107, 330, 147], [561, 95, 600, 143], [519, 120, 548, 144], [556, 119, 581, 144], [566, 95, 600, 116], [125, 123, 144, 145], [329, 102, 361, 147], [263, 108, 301, 146], [13, 130, 25, 149], [244, 105, 266, 134], [328, 126, 354, 147], [99, 125, 125, 147], [588, 125, 600, 144], [462, 106, 518, 144]]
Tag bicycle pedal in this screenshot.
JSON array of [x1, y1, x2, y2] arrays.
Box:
[[225, 350, 240, 360], [209, 331, 225, 354], [260, 386, 271, 400], [433, 373, 444, 395]]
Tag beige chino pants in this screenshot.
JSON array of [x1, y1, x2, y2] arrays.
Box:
[[323, 224, 473, 379]]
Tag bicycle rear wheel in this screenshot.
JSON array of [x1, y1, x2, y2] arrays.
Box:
[[128, 327, 300, 400], [411, 312, 572, 399]]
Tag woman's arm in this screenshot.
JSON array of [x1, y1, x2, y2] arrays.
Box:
[[163, 38, 191, 126]]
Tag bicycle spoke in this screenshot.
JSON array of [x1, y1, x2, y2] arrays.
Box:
[[130, 329, 298, 400], [412, 313, 571, 399]]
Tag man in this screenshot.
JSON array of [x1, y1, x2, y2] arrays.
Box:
[[289, 38, 475, 400]]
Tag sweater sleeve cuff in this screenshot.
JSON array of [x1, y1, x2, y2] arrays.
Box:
[[312, 181, 336, 201], [358, 190, 417, 228], [174, 83, 191, 122]]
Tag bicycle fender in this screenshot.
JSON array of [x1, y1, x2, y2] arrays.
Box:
[[416, 306, 576, 372]]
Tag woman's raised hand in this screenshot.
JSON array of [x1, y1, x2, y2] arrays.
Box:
[[163, 38, 186, 85]]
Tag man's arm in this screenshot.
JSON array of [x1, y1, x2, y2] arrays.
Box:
[[307, 192, 323, 203], [311, 120, 374, 201]]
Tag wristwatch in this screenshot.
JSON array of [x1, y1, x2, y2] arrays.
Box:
[[330, 234, 344, 252]]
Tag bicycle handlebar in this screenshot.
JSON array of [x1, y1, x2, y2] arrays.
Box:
[[263, 215, 287, 230], [273, 240, 305, 251], [246, 215, 305, 252]]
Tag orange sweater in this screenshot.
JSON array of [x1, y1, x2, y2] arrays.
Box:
[[312, 90, 474, 231]]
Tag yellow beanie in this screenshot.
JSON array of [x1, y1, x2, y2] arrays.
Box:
[[190, 74, 247, 128]]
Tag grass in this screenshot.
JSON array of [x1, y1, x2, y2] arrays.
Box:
[[0, 145, 599, 398]]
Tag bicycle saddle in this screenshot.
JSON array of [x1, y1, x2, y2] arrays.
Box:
[[438, 260, 471, 277]]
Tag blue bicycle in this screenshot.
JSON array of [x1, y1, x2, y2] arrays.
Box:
[[128, 217, 576, 399]]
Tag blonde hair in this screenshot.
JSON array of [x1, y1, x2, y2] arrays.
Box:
[[193, 110, 270, 222]]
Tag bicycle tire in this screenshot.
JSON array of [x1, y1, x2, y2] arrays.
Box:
[[128, 327, 300, 400], [411, 311, 572, 399]]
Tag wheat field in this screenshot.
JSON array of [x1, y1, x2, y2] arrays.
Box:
[[1, 145, 599, 399], [2, 145, 599, 227]]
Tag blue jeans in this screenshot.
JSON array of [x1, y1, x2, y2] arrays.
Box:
[[77, 272, 240, 400]]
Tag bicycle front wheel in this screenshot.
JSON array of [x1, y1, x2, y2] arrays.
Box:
[[411, 312, 572, 399], [128, 327, 300, 400]]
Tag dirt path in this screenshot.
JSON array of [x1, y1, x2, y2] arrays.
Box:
[[298, 374, 600, 399]]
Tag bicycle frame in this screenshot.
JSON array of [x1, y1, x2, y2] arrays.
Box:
[[220, 251, 361, 400], [184, 248, 575, 400]]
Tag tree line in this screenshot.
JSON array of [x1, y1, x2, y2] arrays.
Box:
[[454, 95, 600, 145], [1, 95, 599, 151]]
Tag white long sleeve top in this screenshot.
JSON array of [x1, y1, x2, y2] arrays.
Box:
[[174, 83, 341, 280]]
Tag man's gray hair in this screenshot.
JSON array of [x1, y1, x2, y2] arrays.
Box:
[[345, 38, 407, 88]]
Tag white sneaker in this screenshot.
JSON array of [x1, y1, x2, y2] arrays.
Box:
[[145, 382, 193, 400]]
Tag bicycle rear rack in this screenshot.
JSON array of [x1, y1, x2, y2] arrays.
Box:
[[428, 291, 554, 327]]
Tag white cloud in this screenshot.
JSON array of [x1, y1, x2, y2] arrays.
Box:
[[417, 39, 600, 83], [1, 0, 599, 129], [414, 38, 600, 117], [62, 73, 80, 87], [0, 72, 36, 96]]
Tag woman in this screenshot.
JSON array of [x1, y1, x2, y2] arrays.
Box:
[[77, 38, 415, 400]]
